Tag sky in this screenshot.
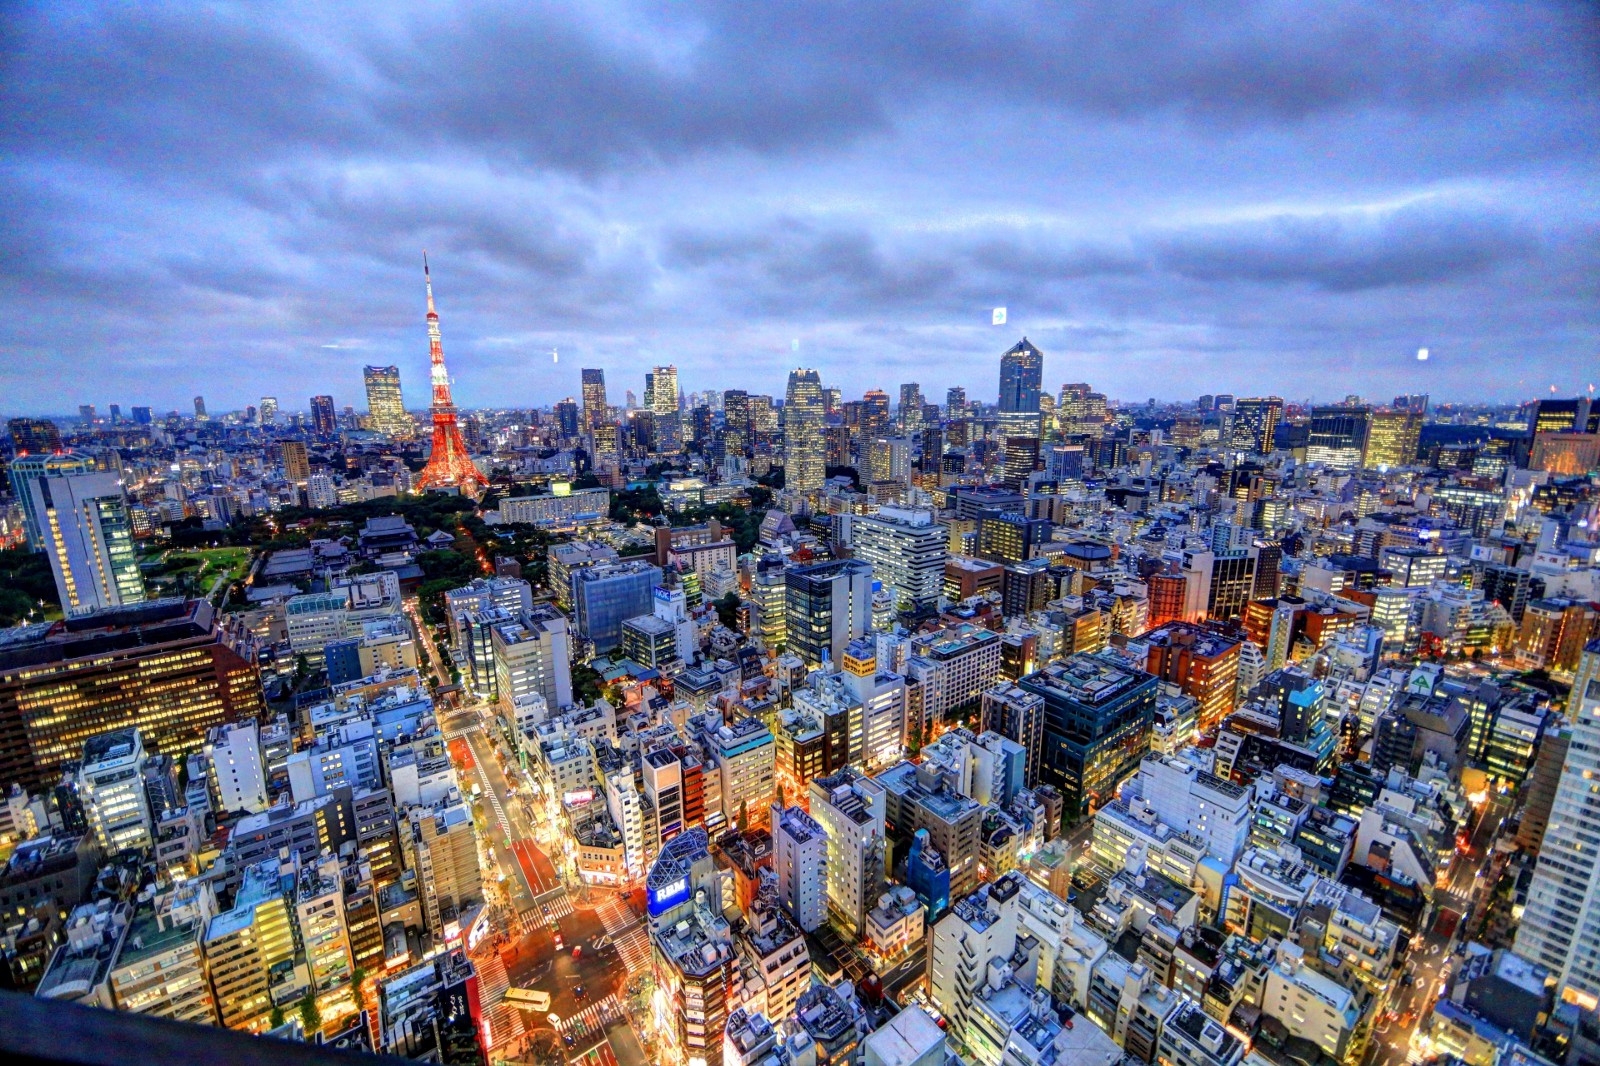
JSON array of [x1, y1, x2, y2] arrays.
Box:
[[3, 1, 1597, 416]]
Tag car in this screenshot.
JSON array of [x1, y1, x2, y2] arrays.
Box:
[[575, 986, 586, 999]]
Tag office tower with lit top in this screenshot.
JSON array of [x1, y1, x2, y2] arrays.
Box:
[[1231, 397, 1283, 455], [363, 364, 412, 438], [784, 368, 826, 494], [309, 394, 337, 436], [997, 338, 1044, 438], [413, 257, 487, 492], [257, 396, 278, 425], [650, 364, 679, 448]]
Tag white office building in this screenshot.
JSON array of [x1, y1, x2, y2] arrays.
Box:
[[853, 506, 947, 612]]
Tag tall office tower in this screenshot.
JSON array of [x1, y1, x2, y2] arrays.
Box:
[[363, 365, 412, 438], [554, 398, 580, 439], [946, 386, 967, 418], [413, 258, 488, 492], [853, 506, 946, 612], [130, 406, 153, 425], [78, 727, 155, 853], [1305, 405, 1372, 470], [279, 441, 311, 484], [581, 368, 609, 429], [8, 417, 62, 455], [860, 388, 891, 443], [784, 368, 826, 495], [997, 338, 1044, 437], [1531, 397, 1592, 434], [822, 385, 842, 417], [309, 394, 337, 436], [1231, 397, 1283, 454], [785, 559, 874, 668], [808, 767, 887, 937], [1364, 409, 1422, 469], [0, 599, 266, 791], [748, 395, 778, 444], [8, 451, 93, 551], [109, 404, 123, 423], [29, 472, 146, 616], [1000, 436, 1040, 490], [690, 404, 714, 452], [771, 804, 829, 932], [78, 405, 96, 425], [898, 383, 924, 433], [1516, 676, 1600, 1009], [722, 389, 751, 458], [650, 364, 680, 448], [192, 396, 207, 422], [257, 396, 278, 425]]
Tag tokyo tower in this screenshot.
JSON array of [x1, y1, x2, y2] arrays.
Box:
[[414, 255, 487, 493]]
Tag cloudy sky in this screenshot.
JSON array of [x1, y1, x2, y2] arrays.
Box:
[[4, 1, 1597, 416]]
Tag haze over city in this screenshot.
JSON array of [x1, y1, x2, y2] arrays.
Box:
[[4, 1, 1598, 412]]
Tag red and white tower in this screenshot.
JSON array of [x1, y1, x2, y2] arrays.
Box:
[[414, 255, 487, 493]]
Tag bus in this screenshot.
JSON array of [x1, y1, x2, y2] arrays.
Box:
[[505, 988, 551, 1012]]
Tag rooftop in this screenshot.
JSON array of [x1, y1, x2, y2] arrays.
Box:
[[1020, 650, 1153, 706]]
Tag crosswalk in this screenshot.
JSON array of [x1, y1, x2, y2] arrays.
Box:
[[516, 890, 574, 932], [472, 950, 526, 1053], [557, 992, 621, 1034], [596, 897, 652, 973]]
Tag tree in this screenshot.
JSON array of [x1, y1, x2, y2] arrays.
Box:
[[294, 653, 310, 684], [298, 990, 321, 1032], [714, 591, 741, 630], [269, 1003, 286, 1029], [775, 783, 787, 810], [737, 800, 749, 833]]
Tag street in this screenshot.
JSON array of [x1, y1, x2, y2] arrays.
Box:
[[412, 597, 654, 1063]]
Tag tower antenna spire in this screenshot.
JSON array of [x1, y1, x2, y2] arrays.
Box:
[[423, 251, 436, 315]]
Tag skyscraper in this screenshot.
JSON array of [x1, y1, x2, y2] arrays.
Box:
[[28, 472, 147, 616], [785, 559, 874, 668], [414, 257, 488, 492], [1306, 405, 1371, 470], [363, 365, 412, 438], [853, 506, 946, 612], [192, 396, 207, 422], [1516, 676, 1600, 1009], [1231, 397, 1283, 455], [650, 364, 679, 448], [898, 382, 924, 433], [784, 368, 826, 494], [280, 440, 310, 481], [8, 451, 96, 552], [257, 397, 278, 425], [7, 417, 62, 456], [997, 338, 1044, 438], [722, 389, 750, 459], [309, 394, 337, 436], [1363, 409, 1421, 469], [581, 368, 608, 429]]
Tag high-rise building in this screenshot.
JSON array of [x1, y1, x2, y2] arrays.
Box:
[[1000, 435, 1040, 490], [1305, 405, 1371, 470], [257, 396, 278, 425], [771, 804, 828, 932], [1231, 397, 1283, 454], [571, 561, 662, 654], [363, 365, 412, 438], [853, 506, 945, 612], [1363, 409, 1422, 469], [808, 766, 887, 937], [205, 859, 297, 1030], [130, 406, 153, 425], [192, 396, 207, 422], [946, 386, 967, 418], [650, 364, 679, 448], [898, 383, 924, 433], [582, 368, 609, 429], [8, 451, 95, 552], [784, 368, 826, 494], [78, 727, 155, 853], [0, 599, 267, 792], [29, 472, 146, 616], [279, 440, 309, 481], [1516, 675, 1600, 1009], [204, 720, 269, 815], [413, 259, 487, 492], [309, 394, 336, 436], [785, 559, 874, 668], [997, 338, 1044, 438], [1016, 651, 1157, 818], [7, 417, 62, 456]]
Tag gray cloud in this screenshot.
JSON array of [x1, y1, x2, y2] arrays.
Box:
[[0, 1, 1596, 411]]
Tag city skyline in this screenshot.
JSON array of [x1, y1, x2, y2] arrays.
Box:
[[3, 3, 1596, 412]]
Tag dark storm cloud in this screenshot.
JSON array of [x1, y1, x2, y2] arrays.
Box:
[[0, 1, 1596, 410]]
